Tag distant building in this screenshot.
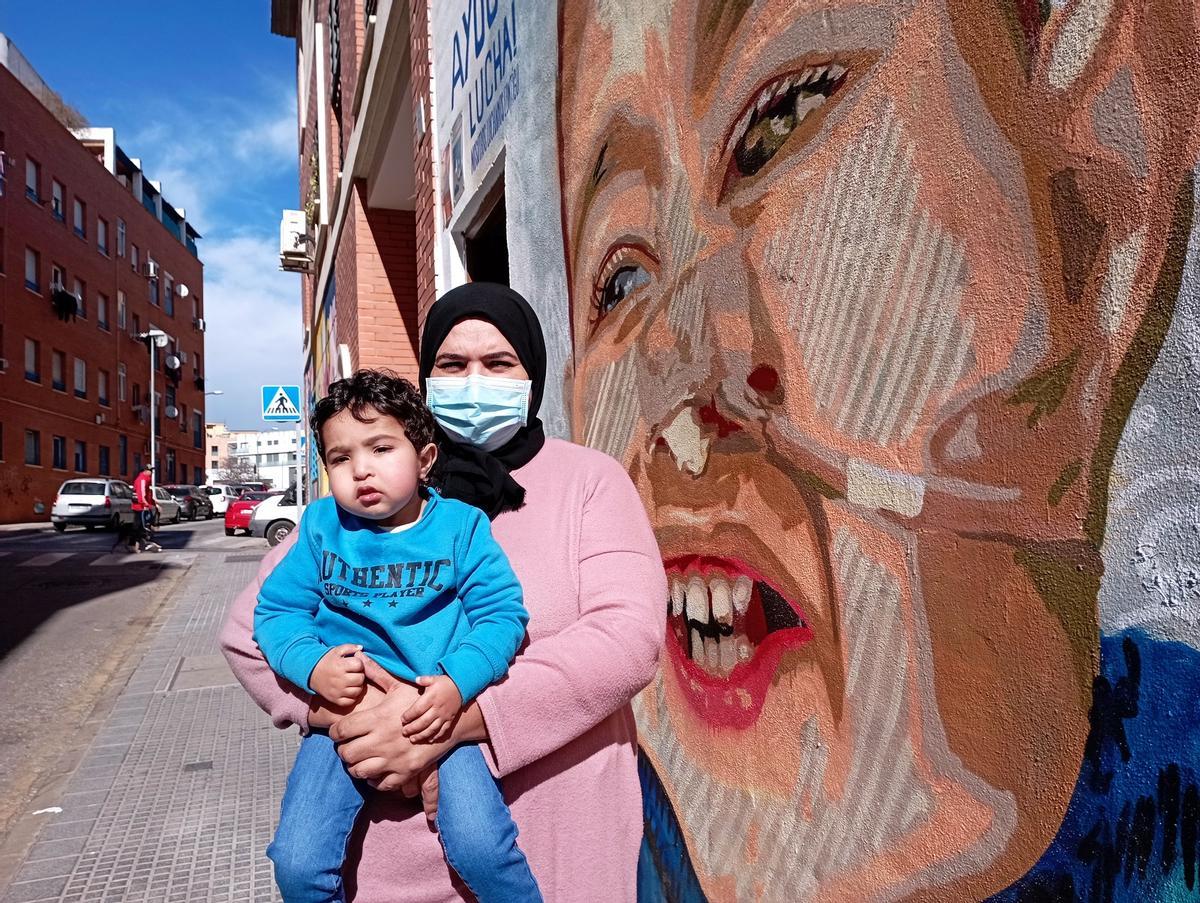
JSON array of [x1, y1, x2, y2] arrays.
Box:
[[206, 422, 301, 491], [0, 34, 207, 523]]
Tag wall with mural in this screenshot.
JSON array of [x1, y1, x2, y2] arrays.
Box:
[[548, 0, 1200, 900]]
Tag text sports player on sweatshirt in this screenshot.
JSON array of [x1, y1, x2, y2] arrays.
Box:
[[253, 370, 540, 903]]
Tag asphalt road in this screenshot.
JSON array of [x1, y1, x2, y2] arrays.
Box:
[[0, 518, 266, 865]]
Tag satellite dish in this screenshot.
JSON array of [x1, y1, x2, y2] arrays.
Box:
[[165, 354, 181, 370], [178, 283, 190, 298], [165, 405, 180, 419]]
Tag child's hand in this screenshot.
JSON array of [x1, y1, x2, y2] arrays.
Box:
[[309, 644, 367, 707], [402, 675, 463, 743]]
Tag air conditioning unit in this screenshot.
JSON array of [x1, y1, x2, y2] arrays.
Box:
[[145, 261, 160, 279], [194, 317, 206, 332], [279, 209, 312, 271]]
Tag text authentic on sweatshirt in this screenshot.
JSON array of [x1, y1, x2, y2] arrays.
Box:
[[253, 490, 528, 703]]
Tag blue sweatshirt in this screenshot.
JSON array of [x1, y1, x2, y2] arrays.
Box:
[[253, 490, 528, 703]]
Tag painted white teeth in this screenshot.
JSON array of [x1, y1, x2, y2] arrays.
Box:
[[737, 636, 753, 662], [719, 638, 737, 673], [710, 578, 732, 625], [732, 575, 752, 614], [828, 63, 847, 81], [704, 639, 719, 672], [691, 628, 702, 658], [686, 576, 709, 623], [670, 579, 685, 617]]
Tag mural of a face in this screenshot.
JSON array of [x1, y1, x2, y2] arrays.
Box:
[[558, 0, 1200, 898]]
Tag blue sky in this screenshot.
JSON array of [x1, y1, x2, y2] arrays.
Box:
[[3, 1, 304, 429]]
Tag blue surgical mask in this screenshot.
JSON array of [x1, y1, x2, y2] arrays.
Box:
[[425, 374, 533, 452]]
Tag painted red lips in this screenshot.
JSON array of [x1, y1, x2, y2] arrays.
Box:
[[664, 555, 813, 729]]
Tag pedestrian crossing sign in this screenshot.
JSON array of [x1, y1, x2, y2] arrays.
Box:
[[262, 385, 302, 422]]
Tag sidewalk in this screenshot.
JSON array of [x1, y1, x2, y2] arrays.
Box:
[[1, 549, 295, 902]]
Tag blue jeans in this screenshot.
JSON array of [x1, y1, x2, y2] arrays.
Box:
[[268, 732, 542, 903]]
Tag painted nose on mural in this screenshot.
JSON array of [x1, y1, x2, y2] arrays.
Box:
[[657, 396, 746, 478]]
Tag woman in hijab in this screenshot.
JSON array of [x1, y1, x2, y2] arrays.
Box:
[[220, 283, 666, 902]]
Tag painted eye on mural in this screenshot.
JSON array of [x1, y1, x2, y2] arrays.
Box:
[[727, 62, 849, 182], [590, 244, 655, 326]]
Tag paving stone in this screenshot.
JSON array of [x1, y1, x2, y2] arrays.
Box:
[[3, 554, 286, 902]]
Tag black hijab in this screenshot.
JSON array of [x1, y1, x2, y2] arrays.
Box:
[[419, 283, 547, 519]]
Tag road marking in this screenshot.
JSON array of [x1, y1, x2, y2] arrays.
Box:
[[89, 553, 134, 567], [19, 552, 74, 567]]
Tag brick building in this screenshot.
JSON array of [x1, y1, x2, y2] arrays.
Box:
[[0, 35, 207, 523], [269, 0, 436, 499]]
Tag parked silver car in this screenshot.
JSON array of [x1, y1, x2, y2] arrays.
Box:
[[152, 486, 183, 525], [50, 479, 136, 531]]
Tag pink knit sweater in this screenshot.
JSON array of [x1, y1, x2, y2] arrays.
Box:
[[219, 439, 666, 902]]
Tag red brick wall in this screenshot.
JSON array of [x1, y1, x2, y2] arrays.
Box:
[[354, 180, 419, 380], [0, 66, 206, 523], [409, 0, 437, 332]]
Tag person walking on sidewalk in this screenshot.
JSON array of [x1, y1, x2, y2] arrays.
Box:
[[221, 283, 666, 902], [131, 462, 161, 553]]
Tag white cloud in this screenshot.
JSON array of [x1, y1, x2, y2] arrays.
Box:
[[116, 82, 304, 431], [201, 234, 306, 430]]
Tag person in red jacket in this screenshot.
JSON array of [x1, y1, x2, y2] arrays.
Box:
[[130, 462, 161, 553]]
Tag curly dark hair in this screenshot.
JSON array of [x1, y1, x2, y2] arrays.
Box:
[[312, 369, 436, 461]]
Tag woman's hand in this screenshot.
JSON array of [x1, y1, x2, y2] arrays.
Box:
[[330, 683, 456, 791]]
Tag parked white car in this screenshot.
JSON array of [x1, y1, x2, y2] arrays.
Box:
[[50, 479, 136, 531], [203, 484, 243, 515], [152, 486, 183, 525], [248, 489, 299, 546]]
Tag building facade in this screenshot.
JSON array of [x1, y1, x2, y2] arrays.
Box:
[[205, 422, 301, 491], [270, 0, 431, 501], [0, 35, 207, 523], [271, 2, 1200, 900]]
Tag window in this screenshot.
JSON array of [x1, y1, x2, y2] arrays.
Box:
[[117, 291, 127, 329], [132, 383, 141, 408], [193, 412, 204, 448], [52, 435, 67, 470], [0, 228, 5, 273], [115, 218, 127, 257], [74, 278, 87, 319], [73, 198, 86, 238], [25, 157, 40, 202], [119, 435, 128, 475], [163, 273, 175, 316], [24, 247, 40, 292], [132, 313, 141, 337], [51, 350, 65, 391], [211, 459, 218, 469], [24, 430, 41, 466], [149, 263, 159, 306], [118, 363, 127, 402], [51, 180, 64, 220], [210, 444, 218, 454], [133, 451, 142, 474], [73, 357, 86, 398], [166, 449, 176, 482], [50, 264, 64, 292], [97, 218, 108, 255], [24, 338, 40, 382], [98, 369, 110, 406], [130, 243, 139, 273], [98, 293, 109, 330], [193, 465, 204, 485], [74, 440, 87, 472], [99, 445, 111, 476]]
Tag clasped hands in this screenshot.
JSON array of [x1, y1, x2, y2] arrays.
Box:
[[308, 645, 465, 821]]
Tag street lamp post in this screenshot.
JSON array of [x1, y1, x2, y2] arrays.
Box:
[[138, 329, 168, 488]]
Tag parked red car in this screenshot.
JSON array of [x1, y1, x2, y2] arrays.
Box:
[[224, 491, 273, 536]]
